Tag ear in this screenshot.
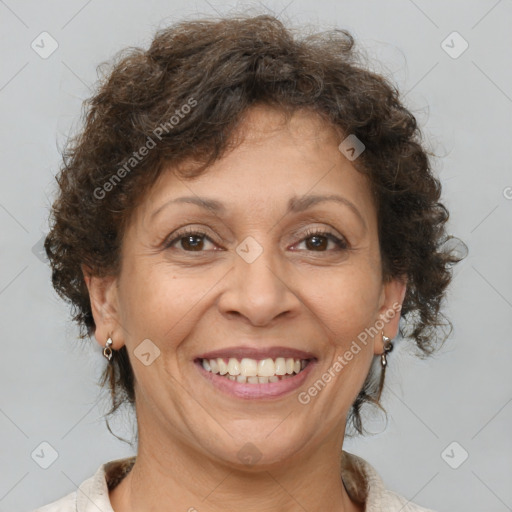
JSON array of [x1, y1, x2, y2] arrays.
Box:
[[81, 263, 124, 350], [373, 275, 407, 356]]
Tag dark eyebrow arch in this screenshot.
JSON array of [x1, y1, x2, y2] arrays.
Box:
[[151, 194, 366, 230], [151, 196, 226, 219], [288, 194, 366, 230]]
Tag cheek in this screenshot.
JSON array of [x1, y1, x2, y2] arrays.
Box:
[[117, 261, 209, 348], [306, 274, 378, 407], [117, 268, 208, 401], [303, 264, 382, 334]]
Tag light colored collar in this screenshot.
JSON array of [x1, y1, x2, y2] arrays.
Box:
[[75, 456, 135, 512]]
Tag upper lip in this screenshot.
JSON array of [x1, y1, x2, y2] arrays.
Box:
[[195, 346, 317, 361]]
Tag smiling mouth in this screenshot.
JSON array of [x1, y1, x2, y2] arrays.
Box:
[[196, 356, 313, 384]]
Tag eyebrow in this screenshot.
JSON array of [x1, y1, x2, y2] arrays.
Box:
[[151, 194, 367, 229]]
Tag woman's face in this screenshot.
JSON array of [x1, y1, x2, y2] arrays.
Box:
[[86, 105, 405, 468]]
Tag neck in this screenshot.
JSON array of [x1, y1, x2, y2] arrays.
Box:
[[110, 424, 363, 512]]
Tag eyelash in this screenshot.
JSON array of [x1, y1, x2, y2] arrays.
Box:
[[164, 226, 349, 253]]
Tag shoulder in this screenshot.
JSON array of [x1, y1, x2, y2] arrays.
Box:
[[341, 451, 437, 512], [29, 456, 136, 512], [378, 489, 437, 511]]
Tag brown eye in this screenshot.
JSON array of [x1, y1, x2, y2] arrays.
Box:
[[297, 229, 348, 252], [305, 234, 329, 251], [181, 234, 206, 251], [165, 229, 216, 252]]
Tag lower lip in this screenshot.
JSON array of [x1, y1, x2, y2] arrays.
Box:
[[195, 360, 317, 400]]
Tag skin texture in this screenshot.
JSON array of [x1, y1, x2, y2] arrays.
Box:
[[83, 105, 406, 512]]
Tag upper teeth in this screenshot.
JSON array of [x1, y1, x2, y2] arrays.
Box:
[[202, 357, 307, 377]]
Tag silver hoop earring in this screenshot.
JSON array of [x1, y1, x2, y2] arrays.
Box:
[[380, 332, 393, 368], [103, 337, 113, 362]]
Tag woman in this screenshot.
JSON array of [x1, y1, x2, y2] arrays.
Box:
[[35, 14, 463, 512]]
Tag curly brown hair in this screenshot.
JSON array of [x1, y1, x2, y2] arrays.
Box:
[[44, 14, 465, 438]]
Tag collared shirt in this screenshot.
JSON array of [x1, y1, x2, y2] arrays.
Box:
[[32, 451, 436, 511]]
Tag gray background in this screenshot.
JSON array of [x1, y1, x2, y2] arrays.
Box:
[[1, 1, 511, 511]]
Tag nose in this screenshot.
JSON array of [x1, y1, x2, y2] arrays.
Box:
[[217, 242, 300, 327]]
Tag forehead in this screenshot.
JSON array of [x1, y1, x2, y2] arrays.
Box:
[[133, 105, 376, 228]]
